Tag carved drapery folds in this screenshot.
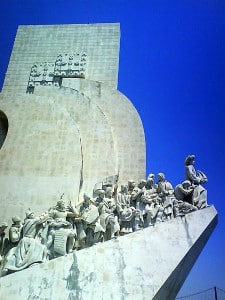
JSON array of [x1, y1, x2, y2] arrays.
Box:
[[0, 155, 209, 277]]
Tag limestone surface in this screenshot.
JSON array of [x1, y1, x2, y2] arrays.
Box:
[[0, 24, 146, 223], [0, 206, 217, 300], [0, 23, 217, 300]]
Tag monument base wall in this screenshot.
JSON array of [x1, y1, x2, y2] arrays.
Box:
[[0, 206, 217, 300]]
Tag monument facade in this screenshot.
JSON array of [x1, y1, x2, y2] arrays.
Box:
[[0, 23, 217, 299], [0, 23, 145, 220]]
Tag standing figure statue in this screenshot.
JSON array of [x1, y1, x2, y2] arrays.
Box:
[[76, 194, 104, 248], [116, 184, 142, 233], [185, 155, 208, 209], [47, 199, 78, 257], [141, 175, 161, 226], [94, 190, 120, 240], [157, 173, 177, 220], [116, 185, 130, 212], [130, 180, 146, 210], [127, 180, 141, 209], [0, 210, 49, 276]]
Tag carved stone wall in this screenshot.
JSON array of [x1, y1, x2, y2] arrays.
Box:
[[27, 52, 87, 93], [2, 24, 120, 93], [0, 24, 146, 223]]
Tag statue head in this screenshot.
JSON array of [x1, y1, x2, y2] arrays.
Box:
[[182, 180, 191, 188], [138, 179, 146, 189], [157, 173, 165, 182], [56, 200, 66, 211], [105, 187, 113, 198], [146, 174, 155, 186], [12, 216, 22, 225], [98, 189, 105, 199], [128, 180, 135, 189], [83, 193, 91, 204], [185, 155, 195, 166], [26, 209, 35, 219], [0, 222, 8, 230], [147, 173, 155, 181]]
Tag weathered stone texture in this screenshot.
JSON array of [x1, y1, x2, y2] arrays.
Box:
[[0, 23, 217, 300], [0, 24, 146, 223], [0, 206, 218, 300], [2, 24, 120, 93]]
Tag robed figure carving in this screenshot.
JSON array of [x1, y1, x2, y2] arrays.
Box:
[[185, 155, 208, 209]]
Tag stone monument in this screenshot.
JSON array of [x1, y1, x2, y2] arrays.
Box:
[[0, 24, 217, 299]]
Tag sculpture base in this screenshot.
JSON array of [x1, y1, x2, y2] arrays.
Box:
[[0, 206, 217, 300]]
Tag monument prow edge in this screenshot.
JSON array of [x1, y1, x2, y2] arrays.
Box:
[[0, 206, 217, 300]]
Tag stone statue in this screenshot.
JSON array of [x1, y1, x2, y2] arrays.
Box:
[[185, 155, 208, 209], [94, 190, 120, 240], [157, 173, 177, 220], [174, 181, 198, 215], [9, 216, 23, 245], [128, 180, 143, 209], [140, 175, 161, 226], [116, 184, 142, 233], [119, 206, 142, 233], [75, 194, 104, 248], [47, 200, 78, 257], [0, 210, 49, 276], [174, 180, 194, 203], [0, 158, 211, 277], [116, 184, 130, 211]]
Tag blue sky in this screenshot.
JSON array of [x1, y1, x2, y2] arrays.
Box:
[[0, 0, 225, 296]]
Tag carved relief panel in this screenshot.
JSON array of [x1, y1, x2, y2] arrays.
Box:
[[27, 52, 87, 93]]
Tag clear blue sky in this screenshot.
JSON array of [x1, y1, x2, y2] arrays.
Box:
[[0, 0, 225, 296]]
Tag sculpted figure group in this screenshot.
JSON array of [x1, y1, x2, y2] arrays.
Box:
[[0, 155, 209, 276]]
